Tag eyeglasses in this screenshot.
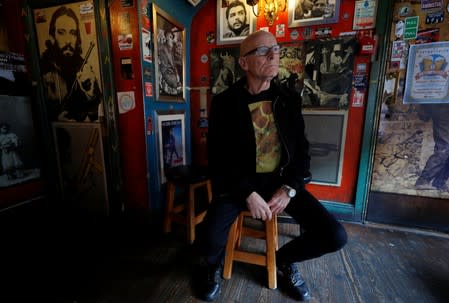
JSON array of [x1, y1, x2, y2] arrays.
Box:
[[243, 45, 281, 57]]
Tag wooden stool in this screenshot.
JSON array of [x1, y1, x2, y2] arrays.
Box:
[[163, 165, 212, 243], [223, 210, 279, 289]]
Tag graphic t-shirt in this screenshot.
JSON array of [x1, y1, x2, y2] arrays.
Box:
[[247, 88, 281, 173]]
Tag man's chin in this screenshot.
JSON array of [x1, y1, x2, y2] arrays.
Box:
[[62, 51, 74, 57]]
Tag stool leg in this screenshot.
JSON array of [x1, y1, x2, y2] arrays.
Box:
[[223, 216, 239, 279], [266, 216, 278, 289], [163, 182, 175, 233], [187, 184, 196, 243], [206, 180, 212, 204]]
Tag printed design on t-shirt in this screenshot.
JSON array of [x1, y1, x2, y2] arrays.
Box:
[[248, 100, 281, 173]]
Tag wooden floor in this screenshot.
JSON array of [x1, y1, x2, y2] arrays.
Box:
[[2, 205, 449, 303]]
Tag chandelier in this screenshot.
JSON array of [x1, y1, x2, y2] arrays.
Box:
[[246, 0, 287, 26]]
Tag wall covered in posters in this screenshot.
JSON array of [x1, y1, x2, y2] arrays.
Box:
[[371, 0, 449, 199]]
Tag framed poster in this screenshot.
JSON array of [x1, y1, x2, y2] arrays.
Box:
[[216, 0, 256, 45], [403, 42, 449, 104], [52, 122, 109, 215], [153, 4, 185, 102], [157, 112, 186, 183], [33, 1, 103, 122], [288, 0, 340, 28], [210, 46, 244, 95], [0, 95, 41, 188], [303, 110, 347, 186], [302, 37, 356, 109]]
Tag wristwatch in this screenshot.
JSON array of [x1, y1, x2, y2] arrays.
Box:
[[281, 184, 296, 198]]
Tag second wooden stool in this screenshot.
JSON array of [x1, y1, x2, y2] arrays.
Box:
[[223, 210, 279, 289], [163, 165, 212, 243]]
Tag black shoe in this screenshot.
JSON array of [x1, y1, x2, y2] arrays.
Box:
[[278, 262, 311, 301], [195, 264, 222, 302]]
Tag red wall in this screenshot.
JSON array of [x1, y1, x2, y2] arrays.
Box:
[[109, 0, 149, 210], [190, 0, 371, 204]]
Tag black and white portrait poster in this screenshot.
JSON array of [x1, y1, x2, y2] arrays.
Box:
[[216, 0, 256, 45], [302, 37, 356, 109], [33, 1, 103, 122]]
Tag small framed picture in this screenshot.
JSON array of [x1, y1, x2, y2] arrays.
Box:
[[216, 0, 256, 45], [288, 0, 340, 28], [153, 4, 185, 102], [156, 111, 186, 183]]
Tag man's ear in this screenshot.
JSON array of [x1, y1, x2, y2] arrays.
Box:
[[239, 57, 248, 71]]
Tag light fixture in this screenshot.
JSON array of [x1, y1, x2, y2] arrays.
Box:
[[246, 0, 287, 26]]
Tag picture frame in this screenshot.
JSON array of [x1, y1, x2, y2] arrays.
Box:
[[303, 110, 347, 186], [153, 4, 186, 102], [288, 0, 340, 28], [156, 112, 186, 184], [403, 41, 449, 104], [302, 36, 356, 109], [216, 0, 257, 45], [0, 95, 41, 188], [52, 121, 109, 215]]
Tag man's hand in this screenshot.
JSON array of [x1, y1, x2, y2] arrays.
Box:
[[267, 187, 291, 215], [246, 192, 272, 221]]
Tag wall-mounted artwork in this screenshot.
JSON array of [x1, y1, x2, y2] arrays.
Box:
[[0, 96, 41, 188], [403, 41, 449, 104], [216, 0, 256, 45], [33, 1, 103, 122], [52, 122, 109, 215], [303, 110, 347, 186], [157, 112, 186, 184], [279, 42, 305, 96], [302, 36, 356, 109], [288, 0, 340, 28], [153, 4, 185, 102], [210, 46, 244, 95]]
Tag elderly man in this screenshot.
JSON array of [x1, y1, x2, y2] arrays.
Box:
[[193, 30, 347, 302]]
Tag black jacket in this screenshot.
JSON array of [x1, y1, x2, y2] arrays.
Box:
[[207, 77, 311, 201]]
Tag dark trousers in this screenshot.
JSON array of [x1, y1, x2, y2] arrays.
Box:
[[194, 188, 347, 266]]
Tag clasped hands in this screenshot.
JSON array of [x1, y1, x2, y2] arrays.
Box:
[[246, 188, 292, 221]]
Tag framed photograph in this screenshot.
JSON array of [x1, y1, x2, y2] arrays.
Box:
[[302, 37, 356, 109], [33, 1, 104, 122], [279, 42, 305, 96], [288, 0, 340, 28], [403, 42, 449, 104], [0, 95, 41, 188], [303, 110, 348, 186], [157, 112, 186, 183], [210, 46, 244, 95], [216, 0, 256, 45], [153, 4, 185, 102], [52, 122, 109, 215]]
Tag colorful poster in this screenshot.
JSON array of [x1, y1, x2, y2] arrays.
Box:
[[403, 42, 449, 104]]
